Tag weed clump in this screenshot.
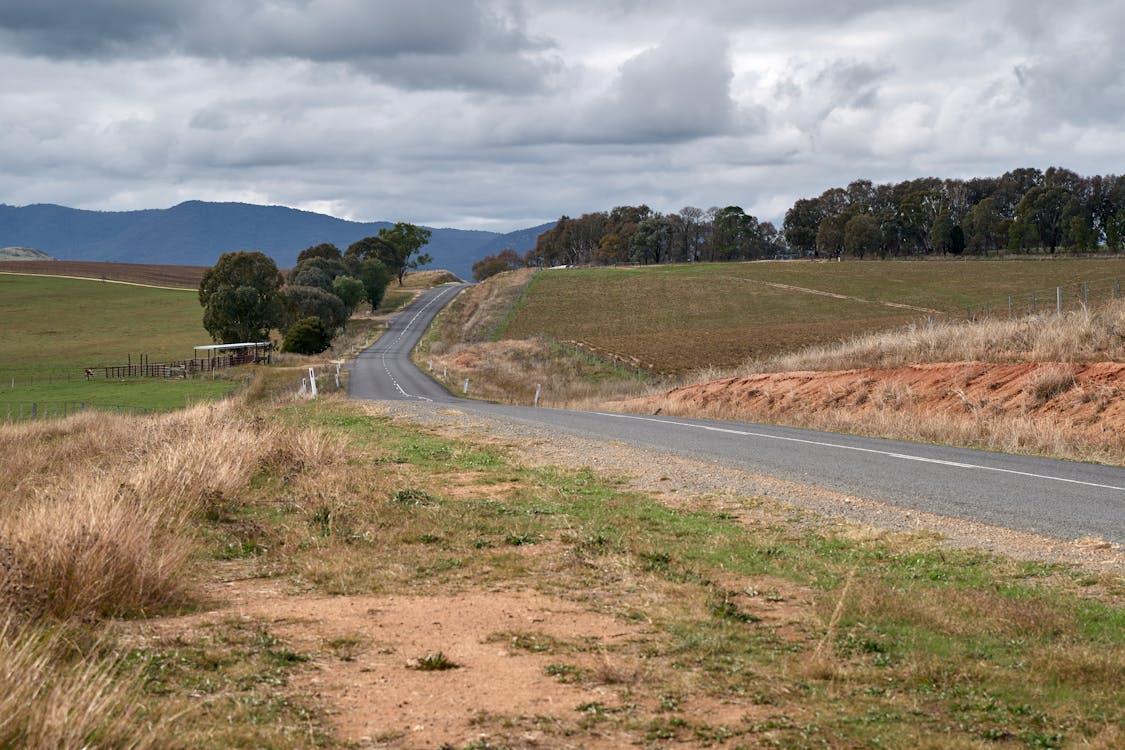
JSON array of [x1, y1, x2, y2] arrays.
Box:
[[407, 651, 460, 671]]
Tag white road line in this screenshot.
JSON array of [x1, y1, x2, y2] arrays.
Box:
[[593, 412, 1125, 493], [373, 285, 459, 402]]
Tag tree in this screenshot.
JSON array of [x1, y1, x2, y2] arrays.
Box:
[[1014, 186, 1071, 253], [929, 209, 955, 254], [281, 316, 332, 355], [344, 235, 394, 269], [708, 206, 760, 260], [816, 216, 846, 258], [289, 256, 350, 290], [358, 258, 393, 310], [295, 242, 342, 265], [332, 276, 367, 314], [784, 198, 824, 256], [280, 285, 347, 333], [844, 214, 881, 259], [965, 196, 1006, 255], [471, 248, 524, 281], [198, 251, 284, 343], [372, 222, 433, 285], [630, 217, 670, 265]]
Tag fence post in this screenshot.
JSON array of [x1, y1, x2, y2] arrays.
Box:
[[1057, 287, 1062, 315], [32, 403, 37, 420], [534, 383, 542, 407]]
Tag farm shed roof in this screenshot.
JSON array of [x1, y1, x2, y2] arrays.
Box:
[[193, 342, 271, 352]]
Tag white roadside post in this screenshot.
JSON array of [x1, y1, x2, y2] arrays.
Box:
[[309, 367, 318, 398], [534, 383, 542, 407]]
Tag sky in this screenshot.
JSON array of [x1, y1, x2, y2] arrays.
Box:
[[0, 0, 1122, 232]]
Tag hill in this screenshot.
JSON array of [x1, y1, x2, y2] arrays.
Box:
[[0, 246, 52, 261], [0, 201, 554, 280]]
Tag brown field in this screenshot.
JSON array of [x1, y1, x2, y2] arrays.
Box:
[[0, 260, 208, 289], [500, 259, 1125, 374]]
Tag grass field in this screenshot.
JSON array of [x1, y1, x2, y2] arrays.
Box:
[[501, 259, 1125, 373], [0, 274, 241, 412]]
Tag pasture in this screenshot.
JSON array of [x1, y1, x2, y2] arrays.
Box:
[[0, 274, 241, 413], [501, 258, 1125, 372]]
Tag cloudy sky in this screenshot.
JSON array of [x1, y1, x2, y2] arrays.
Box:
[[0, 1, 1121, 231]]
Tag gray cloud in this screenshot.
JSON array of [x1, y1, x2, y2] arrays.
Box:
[[0, 0, 1120, 232], [0, 1, 555, 92]]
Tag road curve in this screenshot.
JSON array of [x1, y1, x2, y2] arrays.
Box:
[[348, 285, 1125, 546]]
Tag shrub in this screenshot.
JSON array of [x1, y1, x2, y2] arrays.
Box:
[[280, 284, 347, 332], [282, 316, 333, 355]]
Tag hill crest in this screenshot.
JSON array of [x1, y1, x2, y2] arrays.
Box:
[[0, 201, 553, 279]]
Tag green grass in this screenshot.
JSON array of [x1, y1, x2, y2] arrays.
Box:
[[0, 274, 242, 412], [225, 398, 1124, 748], [500, 259, 1125, 371]]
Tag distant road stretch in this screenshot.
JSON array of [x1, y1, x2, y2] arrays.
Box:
[[348, 285, 1125, 546]]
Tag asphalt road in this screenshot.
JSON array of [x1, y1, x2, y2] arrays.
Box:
[[348, 284, 1125, 545]]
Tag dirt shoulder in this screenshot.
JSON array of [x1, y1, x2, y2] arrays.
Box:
[[376, 400, 1124, 573]]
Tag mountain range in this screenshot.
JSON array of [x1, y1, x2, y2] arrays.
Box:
[[0, 201, 554, 280]]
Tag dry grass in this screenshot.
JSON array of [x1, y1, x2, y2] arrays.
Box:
[[0, 400, 280, 621], [747, 300, 1125, 374], [423, 338, 652, 407], [636, 382, 1125, 465], [0, 392, 347, 746], [0, 622, 159, 749], [428, 267, 536, 349]]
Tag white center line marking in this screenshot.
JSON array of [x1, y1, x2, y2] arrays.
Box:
[[592, 412, 1125, 493]]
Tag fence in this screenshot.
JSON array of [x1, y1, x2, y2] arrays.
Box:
[[945, 276, 1121, 323], [1, 401, 153, 424], [98, 349, 265, 379]]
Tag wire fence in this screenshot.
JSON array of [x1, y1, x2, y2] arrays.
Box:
[[934, 276, 1122, 323], [0, 400, 155, 424]]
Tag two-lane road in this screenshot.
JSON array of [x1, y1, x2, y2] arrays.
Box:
[[349, 285, 1125, 545]]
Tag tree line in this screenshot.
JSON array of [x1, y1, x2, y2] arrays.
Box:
[[472, 167, 1125, 279], [199, 222, 432, 354]]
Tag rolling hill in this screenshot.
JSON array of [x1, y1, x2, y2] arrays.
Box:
[[0, 201, 554, 279]]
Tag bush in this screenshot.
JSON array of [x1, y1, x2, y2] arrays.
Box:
[[332, 276, 367, 314], [280, 284, 348, 331], [282, 316, 333, 354]]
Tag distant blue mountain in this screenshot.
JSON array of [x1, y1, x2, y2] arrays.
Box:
[[470, 222, 556, 262], [0, 201, 555, 280]]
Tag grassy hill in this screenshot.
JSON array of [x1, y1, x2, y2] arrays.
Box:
[[500, 258, 1125, 373], [0, 274, 239, 412]]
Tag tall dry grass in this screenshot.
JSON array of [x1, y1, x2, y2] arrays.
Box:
[[428, 268, 536, 351], [0, 622, 161, 749], [0, 399, 279, 621], [0, 391, 346, 745], [744, 300, 1125, 374]]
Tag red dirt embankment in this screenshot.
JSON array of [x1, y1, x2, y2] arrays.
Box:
[[618, 361, 1125, 463]]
